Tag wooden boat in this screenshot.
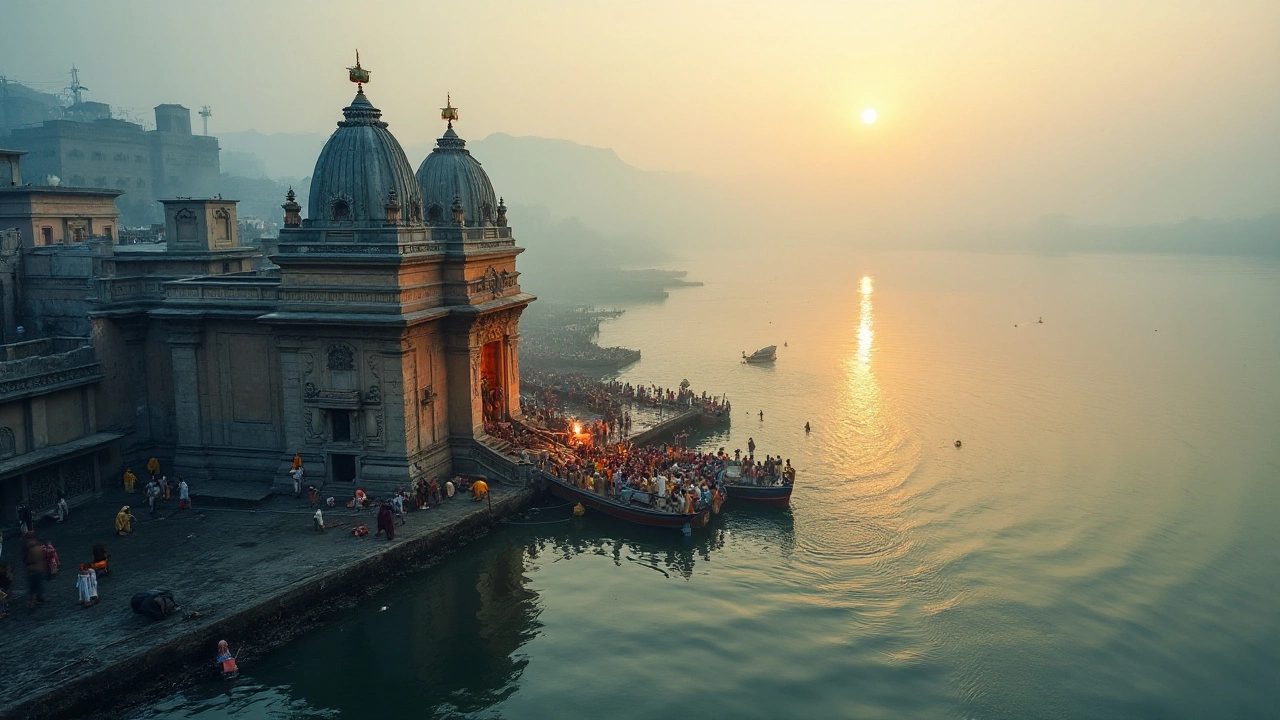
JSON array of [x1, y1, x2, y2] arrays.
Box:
[[540, 471, 713, 530], [718, 461, 793, 507], [742, 345, 777, 363]]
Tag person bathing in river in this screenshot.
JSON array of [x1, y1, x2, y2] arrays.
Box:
[[216, 640, 239, 679]]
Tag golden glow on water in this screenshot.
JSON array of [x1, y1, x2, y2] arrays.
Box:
[[857, 276, 874, 366]]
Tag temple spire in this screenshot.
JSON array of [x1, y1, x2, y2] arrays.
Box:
[[441, 94, 459, 129], [347, 50, 371, 93]]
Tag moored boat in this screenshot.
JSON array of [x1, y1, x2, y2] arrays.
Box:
[[540, 471, 713, 530], [718, 461, 793, 507], [742, 345, 777, 363]]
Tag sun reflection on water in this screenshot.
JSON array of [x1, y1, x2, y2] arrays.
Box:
[[857, 276, 874, 366]]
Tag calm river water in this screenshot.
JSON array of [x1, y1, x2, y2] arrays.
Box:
[[139, 248, 1280, 719]]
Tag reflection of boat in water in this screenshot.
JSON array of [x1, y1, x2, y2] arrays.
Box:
[[719, 461, 793, 507], [540, 471, 713, 530], [742, 346, 777, 363]]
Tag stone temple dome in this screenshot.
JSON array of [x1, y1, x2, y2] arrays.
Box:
[[307, 90, 424, 227], [415, 123, 500, 227]]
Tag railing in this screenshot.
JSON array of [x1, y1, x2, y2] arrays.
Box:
[[94, 276, 171, 304], [164, 278, 280, 302]]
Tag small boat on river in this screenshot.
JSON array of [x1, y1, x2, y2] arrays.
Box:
[[742, 346, 777, 364], [540, 470, 714, 530], [718, 461, 794, 507]]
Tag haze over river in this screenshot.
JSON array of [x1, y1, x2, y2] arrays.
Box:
[[142, 247, 1280, 719]]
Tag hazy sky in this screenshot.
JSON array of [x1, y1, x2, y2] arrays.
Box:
[[4, 0, 1278, 235]]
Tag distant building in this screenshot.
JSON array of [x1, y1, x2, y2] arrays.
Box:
[[0, 148, 121, 246], [5, 104, 219, 225]]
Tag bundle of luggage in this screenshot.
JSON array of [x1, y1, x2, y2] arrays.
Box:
[[131, 589, 178, 620]]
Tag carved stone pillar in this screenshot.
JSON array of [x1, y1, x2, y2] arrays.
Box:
[[444, 333, 482, 439], [276, 336, 308, 484], [504, 332, 522, 419], [167, 321, 209, 480]]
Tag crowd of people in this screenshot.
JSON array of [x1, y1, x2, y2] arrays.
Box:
[[518, 371, 732, 448], [539, 440, 730, 515]]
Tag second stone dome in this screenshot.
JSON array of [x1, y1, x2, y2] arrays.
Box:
[[415, 125, 500, 227]]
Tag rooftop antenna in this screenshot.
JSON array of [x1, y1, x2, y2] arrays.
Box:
[[347, 50, 370, 92], [441, 93, 458, 129], [199, 105, 212, 135], [67, 65, 88, 105]]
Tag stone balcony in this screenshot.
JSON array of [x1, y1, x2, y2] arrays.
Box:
[[0, 336, 101, 402]]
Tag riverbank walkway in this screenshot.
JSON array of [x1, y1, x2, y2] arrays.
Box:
[[0, 480, 530, 720]]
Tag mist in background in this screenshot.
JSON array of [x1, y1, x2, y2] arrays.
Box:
[[3, 0, 1278, 288]]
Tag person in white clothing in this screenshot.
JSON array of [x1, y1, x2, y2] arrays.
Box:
[[291, 465, 305, 498]]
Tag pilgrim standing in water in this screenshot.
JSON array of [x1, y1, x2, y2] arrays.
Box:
[[216, 640, 239, 679], [147, 457, 161, 482]]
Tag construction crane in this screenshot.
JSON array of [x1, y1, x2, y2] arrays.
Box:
[[199, 105, 212, 135]]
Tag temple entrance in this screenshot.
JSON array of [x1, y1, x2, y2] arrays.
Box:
[[331, 454, 357, 483], [481, 340, 504, 422]]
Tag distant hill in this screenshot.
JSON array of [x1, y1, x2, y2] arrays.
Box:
[[216, 130, 326, 183], [218, 130, 715, 249], [980, 214, 1280, 257], [467, 133, 711, 247]]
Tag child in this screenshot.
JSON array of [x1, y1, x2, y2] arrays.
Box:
[[76, 563, 99, 607], [391, 492, 406, 526], [216, 640, 239, 679]]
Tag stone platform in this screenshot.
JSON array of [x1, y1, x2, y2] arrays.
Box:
[[0, 480, 533, 720]]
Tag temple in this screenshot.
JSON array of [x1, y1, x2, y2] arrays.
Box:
[[0, 67, 534, 523]]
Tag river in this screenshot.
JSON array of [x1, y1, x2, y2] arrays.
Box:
[[137, 247, 1280, 719]]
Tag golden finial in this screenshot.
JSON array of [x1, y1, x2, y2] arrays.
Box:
[[348, 50, 371, 91], [441, 93, 459, 128]]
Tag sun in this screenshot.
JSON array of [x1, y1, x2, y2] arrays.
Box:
[[861, 108, 878, 125]]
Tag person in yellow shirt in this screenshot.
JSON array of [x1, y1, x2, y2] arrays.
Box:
[[146, 457, 161, 481], [115, 506, 136, 536], [472, 479, 489, 501], [122, 468, 137, 493]]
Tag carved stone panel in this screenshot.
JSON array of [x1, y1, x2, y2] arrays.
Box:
[[27, 465, 60, 510], [64, 456, 95, 497], [327, 344, 355, 371], [0, 427, 14, 459]]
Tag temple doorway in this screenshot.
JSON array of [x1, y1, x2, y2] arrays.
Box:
[[481, 340, 504, 422], [331, 454, 357, 483]]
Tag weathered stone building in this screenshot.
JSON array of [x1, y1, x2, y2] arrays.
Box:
[[0, 336, 119, 527], [0, 149, 121, 248], [5, 105, 219, 225], [0, 73, 532, 526]]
